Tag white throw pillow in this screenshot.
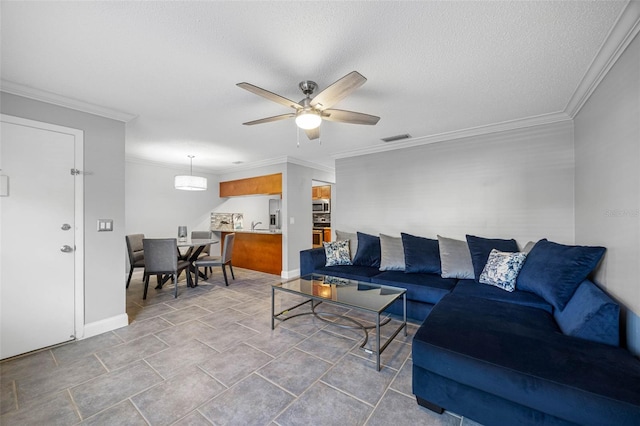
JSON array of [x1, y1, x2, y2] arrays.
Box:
[[438, 235, 475, 279], [379, 234, 405, 271], [335, 230, 358, 261]]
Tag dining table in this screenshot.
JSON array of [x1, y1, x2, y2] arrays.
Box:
[[178, 238, 219, 286], [154, 238, 219, 288]]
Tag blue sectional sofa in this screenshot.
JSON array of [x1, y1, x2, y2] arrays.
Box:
[[299, 233, 640, 425]]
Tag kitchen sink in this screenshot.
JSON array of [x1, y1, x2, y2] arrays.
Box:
[[251, 228, 280, 233]]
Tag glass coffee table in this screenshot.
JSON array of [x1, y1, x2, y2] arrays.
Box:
[[272, 274, 407, 371]]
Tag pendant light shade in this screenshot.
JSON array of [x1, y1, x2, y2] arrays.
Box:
[[174, 175, 207, 191], [175, 155, 207, 191]]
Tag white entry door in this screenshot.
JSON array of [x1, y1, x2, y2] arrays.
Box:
[[0, 115, 83, 359]]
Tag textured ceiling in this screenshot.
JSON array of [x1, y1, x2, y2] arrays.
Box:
[[0, 1, 627, 172]]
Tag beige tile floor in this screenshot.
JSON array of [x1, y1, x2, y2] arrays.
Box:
[[0, 267, 482, 426]]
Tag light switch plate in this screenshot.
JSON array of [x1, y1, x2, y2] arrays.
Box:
[[97, 219, 113, 232]]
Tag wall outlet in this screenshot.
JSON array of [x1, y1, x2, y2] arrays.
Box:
[[290, 217, 295, 225], [97, 219, 113, 232]]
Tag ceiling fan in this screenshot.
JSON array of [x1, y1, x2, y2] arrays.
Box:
[[237, 71, 380, 140]]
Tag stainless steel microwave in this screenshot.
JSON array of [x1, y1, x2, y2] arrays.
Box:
[[312, 199, 330, 213]]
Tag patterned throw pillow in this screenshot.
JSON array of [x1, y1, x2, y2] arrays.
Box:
[[479, 249, 527, 292], [324, 240, 352, 267]]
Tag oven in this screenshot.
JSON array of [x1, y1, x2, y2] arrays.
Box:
[[312, 229, 324, 247], [313, 213, 330, 247]]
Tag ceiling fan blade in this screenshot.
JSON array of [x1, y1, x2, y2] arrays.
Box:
[[242, 113, 295, 126], [310, 71, 367, 109], [237, 82, 303, 110], [304, 127, 320, 140], [322, 109, 380, 125]]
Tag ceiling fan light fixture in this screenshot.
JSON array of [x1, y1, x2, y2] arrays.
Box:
[[295, 109, 322, 130], [175, 155, 207, 191], [238, 71, 378, 141]]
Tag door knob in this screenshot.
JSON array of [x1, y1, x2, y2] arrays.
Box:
[[60, 245, 74, 253]]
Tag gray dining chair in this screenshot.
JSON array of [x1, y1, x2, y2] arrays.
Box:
[[125, 234, 145, 288], [142, 238, 192, 299], [194, 233, 236, 286], [191, 230, 212, 258]]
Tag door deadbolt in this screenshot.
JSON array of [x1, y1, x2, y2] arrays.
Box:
[[60, 245, 74, 253], [61, 224, 71, 231]]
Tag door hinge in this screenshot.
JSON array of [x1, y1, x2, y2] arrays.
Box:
[[70, 169, 81, 175]]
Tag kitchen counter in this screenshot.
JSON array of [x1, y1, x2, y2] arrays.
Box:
[[219, 231, 282, 275], [228, 229, 282, 234]]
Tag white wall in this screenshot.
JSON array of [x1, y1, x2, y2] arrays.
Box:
[[1, 92, 126, 326], [574, 33, 640, 354], [125, 159, 221, 249], [335, 121, 575, 246]]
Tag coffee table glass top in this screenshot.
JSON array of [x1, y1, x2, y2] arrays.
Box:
[[274, 274, 405, 313]]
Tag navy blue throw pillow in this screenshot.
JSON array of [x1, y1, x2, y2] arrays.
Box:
[[466, 235, 519, 282], [517, 239, 606, 311], [401, 233, 441, 274], [352, 232, 381, 268]]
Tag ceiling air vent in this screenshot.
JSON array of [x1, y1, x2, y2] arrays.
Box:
[[381, 134, 411, 143]]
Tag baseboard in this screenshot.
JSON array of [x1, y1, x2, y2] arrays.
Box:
[[81, 313, 129, 339], [281, 269, 300, 279]]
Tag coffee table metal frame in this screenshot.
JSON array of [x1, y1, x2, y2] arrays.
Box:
[[271, 274, 407, 371]]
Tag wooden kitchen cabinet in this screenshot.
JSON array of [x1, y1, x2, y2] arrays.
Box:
[[312, 185, 331, 200], [312, 187, 320, 200], [220, 173, 282, 197], [323, 228, 331, 243]]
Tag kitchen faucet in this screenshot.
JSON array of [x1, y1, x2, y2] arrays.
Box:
[[251, 221, 262, 231]]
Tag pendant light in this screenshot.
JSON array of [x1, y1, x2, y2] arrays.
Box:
[[174, 155, 207, 191]]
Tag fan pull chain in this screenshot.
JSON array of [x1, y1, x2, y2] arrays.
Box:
[[297, 126, 300, 148]]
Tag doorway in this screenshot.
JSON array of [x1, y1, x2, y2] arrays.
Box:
[[312, 180, 333, 248], [0, 115, 84, 359]]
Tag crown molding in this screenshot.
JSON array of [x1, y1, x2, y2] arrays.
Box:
[[125, 155, 218, 175], [1, 80, 137, 123], [127, 154, 334, 175], [215, 155, 334, 174], [285, 156, 335, 174], [218, 156, 336, 174], [565, 0, 640, 118], [332, 111, 572, 160], [214, 156, 289, 174]]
